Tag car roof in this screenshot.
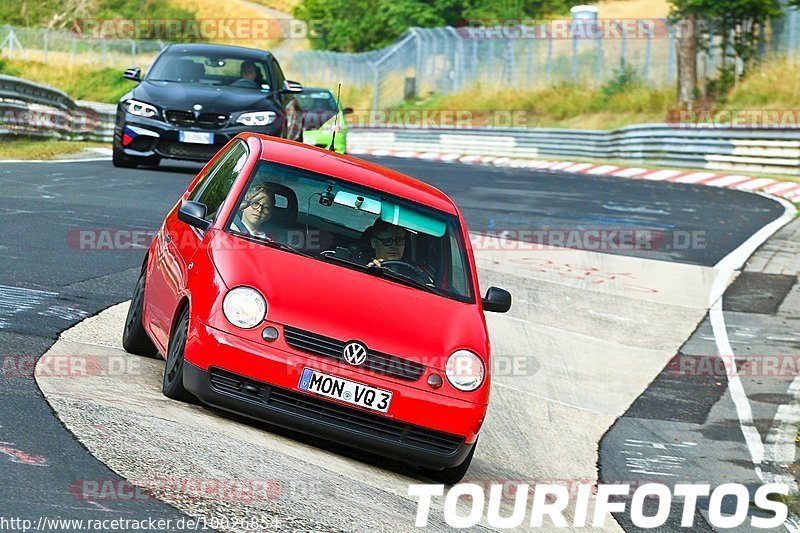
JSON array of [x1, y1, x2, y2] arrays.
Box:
[[246, 134, 458, 215], [163, 43, 274, 60]]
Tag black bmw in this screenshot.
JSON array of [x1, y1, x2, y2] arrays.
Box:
[[113, 43, 304, 168]]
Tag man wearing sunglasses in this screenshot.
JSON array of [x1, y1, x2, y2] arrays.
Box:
[[367, 219, 408, 267]]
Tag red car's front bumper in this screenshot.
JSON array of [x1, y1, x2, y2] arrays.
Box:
[[182, 319, 486, 470]]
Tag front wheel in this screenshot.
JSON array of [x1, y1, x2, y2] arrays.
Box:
[[122, 270, 158, 357], [426, 441, 476, 485], [112, 145, 138, 168], [162, 307, 195, 402]]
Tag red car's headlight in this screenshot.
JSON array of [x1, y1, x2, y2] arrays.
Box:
[[222, 286, 266, 329], [445, 350, 485, 392]]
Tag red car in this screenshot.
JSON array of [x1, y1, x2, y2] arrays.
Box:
[[122, 133, 511, 483]]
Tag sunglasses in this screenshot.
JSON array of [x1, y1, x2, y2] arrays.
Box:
[[376, 236, 405, 246]]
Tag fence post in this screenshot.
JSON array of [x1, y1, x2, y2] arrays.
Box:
[[527, 29, 534, 85], [546, 28, 553, 83], [571, 29, 578, 80], [643, 20, 652, 81], [667, 24, 676, 83], [131, 40, 136, 66], [594, 35, 603, 85], [370, 63, 380, 122], [487, 38, 495, 88]]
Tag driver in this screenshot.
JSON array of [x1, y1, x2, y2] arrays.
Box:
[[367, 220, 407, 267], [231, 60, 259, 89]]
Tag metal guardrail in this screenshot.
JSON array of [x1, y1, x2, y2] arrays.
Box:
[[348, 125, 800, 176], [2, 73, 798, 177], [0, 75, 115, 142]]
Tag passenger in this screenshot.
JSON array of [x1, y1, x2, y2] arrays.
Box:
[[232, 183, 275, 236]]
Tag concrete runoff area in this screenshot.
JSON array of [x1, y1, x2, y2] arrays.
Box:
[[35, 235, 725, 531]]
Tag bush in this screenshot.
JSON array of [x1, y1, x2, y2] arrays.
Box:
[[601, 60, 641, 99]]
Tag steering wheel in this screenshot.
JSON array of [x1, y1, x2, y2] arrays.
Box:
[[379, 260, 434, 285]]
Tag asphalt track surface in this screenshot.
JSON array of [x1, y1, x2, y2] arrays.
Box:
[[0, 155, 786, 526]]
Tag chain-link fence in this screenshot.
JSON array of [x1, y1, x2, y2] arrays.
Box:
[[2, 5, 800, 109], [278, 7, 800, 109], [0, 25, 165, 69]]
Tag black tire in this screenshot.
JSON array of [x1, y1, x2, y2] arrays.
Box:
[[122, 270, 159, 357], [426, 442, 476, 485], [162, 307, 195, 402], [112, 145, 138, 168]]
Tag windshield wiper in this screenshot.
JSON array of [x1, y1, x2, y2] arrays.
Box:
[[232, 232, 316, 259]]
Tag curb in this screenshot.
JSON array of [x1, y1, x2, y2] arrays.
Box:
[[349, 149, 800, 204]]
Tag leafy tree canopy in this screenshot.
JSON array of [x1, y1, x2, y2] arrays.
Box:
[[294, 0, 576, 52]]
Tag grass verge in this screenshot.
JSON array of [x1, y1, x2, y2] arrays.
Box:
[[0, 58, 132, 104], [0, 138, 110, 160]]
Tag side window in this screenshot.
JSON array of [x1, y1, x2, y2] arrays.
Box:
[[448, 231, 469, 297], [271, 58, 285, 90], [190, 141, 248, 221]]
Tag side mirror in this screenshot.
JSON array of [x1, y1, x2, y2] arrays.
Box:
[[177, 201, 211, 231], [482, 287, 511, 313], [123, 67, 142, 82], [282, 80, 303, 93], [342, 107, 354, 115]]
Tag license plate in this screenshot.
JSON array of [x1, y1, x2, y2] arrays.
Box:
[[298, 368, 392, 413], [179, 131, 214, 144]]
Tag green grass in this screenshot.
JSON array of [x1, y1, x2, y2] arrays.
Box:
[[0, 138, 109, 160], [395, 83, 675, 130], [0, 58, 132, 103]]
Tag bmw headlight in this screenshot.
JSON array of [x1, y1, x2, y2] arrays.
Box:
[[236, 111, 276, 126], [124, 99, 158, 118], [222, 287, 266, 329], [445, 350, 485, 392]]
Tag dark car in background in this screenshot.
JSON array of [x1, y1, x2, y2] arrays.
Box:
[[113, 43, 304, 168]]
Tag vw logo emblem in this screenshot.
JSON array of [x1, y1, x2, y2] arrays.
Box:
[[193, 104, 203, 111], [342, 341, 368, 366]]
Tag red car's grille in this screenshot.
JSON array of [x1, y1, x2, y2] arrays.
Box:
[[282, 325, 425, 381], [208, 367, 464, 454]]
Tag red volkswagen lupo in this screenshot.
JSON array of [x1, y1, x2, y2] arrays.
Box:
[[122, 133, 511, 483]]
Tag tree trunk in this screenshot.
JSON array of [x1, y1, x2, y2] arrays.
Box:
[[677, 15, 698, 108]]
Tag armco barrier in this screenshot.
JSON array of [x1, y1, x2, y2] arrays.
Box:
[[2, 73, 799, 177], [0, 75, 114, 142], [348, 126, 800, 177]]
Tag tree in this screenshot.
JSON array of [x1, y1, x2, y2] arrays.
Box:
[[670, 0, 790, 103], [294, 0, 576, 53]]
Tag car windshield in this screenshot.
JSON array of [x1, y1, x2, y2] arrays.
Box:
[[147, 50, 271, 90], [226, 161, 474, 302], [295, 90, 339, 129]]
